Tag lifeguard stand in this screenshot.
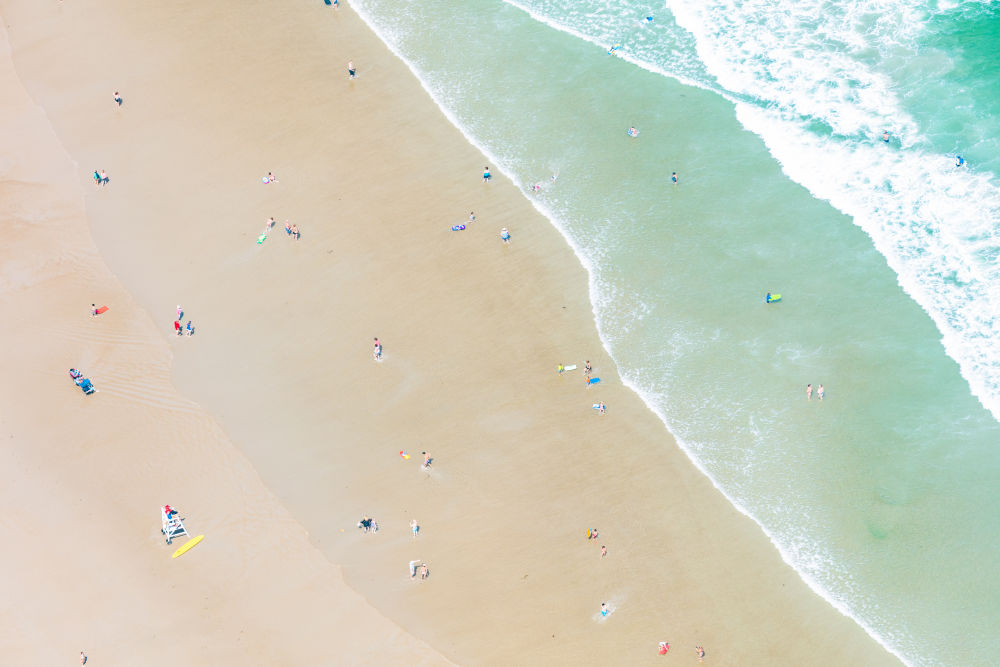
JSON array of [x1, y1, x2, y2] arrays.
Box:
[[160, 505, 188, 544]]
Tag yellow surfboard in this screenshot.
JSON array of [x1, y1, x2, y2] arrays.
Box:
[[171, 534, 204, 559]]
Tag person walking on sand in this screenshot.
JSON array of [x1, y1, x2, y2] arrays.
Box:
[[185, 321, 194, 336], [373, 337, 382, 360], [80, 651, 87, 665], [99, 170, 109, 185], [177, 305, 183, 320], [421, 451, 432, 470], [601, 545, 607, 558], [113, 90, 122, 106], [291, 224, 300, 240], [348, 60, 356, 79], [420, 563, 429, 580], [500, 227, 511, 244], [806, 383, 813, 401], [174, 320, 182, 336], [818, 384, 825, 400], [469, 211, 475, 223], [410, 519, 419, 538], [91, 303, 98, 317], [696, 645, 705, 662], [584, 360, 592, 378], [483, 166, 492, 182]]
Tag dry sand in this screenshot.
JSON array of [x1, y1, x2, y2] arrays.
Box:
[[0, 0, 901, 665], [0, 12, 447, 667]]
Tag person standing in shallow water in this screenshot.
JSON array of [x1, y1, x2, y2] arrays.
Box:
[[806, 383, 813, 401], [817, 384, 825, 400]]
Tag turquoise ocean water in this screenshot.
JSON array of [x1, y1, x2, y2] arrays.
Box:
[[346, 1, 1000, 664]]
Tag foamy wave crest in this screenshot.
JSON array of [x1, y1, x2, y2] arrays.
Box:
[[736, 102, 1000, 420], [657, 0, 1000, 420], [507, 0, 1000, 419], [665, 0, 929, 140]]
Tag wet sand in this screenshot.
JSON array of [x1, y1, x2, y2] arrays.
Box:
[[0, 0, 900, 664]]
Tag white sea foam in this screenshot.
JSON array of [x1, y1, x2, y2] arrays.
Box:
[[507, 0, 1000, 426], [342, 2, 988, 664]]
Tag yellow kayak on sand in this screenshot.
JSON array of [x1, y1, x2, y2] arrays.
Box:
[[172, 534, 204, 559]]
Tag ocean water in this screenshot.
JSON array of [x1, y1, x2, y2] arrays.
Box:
[[346, 1, 1000, 664]]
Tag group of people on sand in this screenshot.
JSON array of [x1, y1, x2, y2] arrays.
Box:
[[172, 304, 194, 336]]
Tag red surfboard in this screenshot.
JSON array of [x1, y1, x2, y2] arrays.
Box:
[[95, 306, 109, 315]]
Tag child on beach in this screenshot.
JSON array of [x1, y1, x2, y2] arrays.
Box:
[[483, 166, 491, 182]]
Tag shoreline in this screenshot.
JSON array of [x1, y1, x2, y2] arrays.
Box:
[[1, 1, 902, 665], [348, 4, 909, 660]]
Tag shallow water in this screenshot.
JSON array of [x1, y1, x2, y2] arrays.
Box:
[[348, 1, 1000, 664]]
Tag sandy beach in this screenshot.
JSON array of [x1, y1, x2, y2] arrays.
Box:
[[0, 0, 901, 664]]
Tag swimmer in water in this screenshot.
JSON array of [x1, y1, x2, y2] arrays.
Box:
[[881, 130, 890, 143], [956, 155, 965, 167], [628, 126, 638, 137], [671, 171, 678, 185]]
